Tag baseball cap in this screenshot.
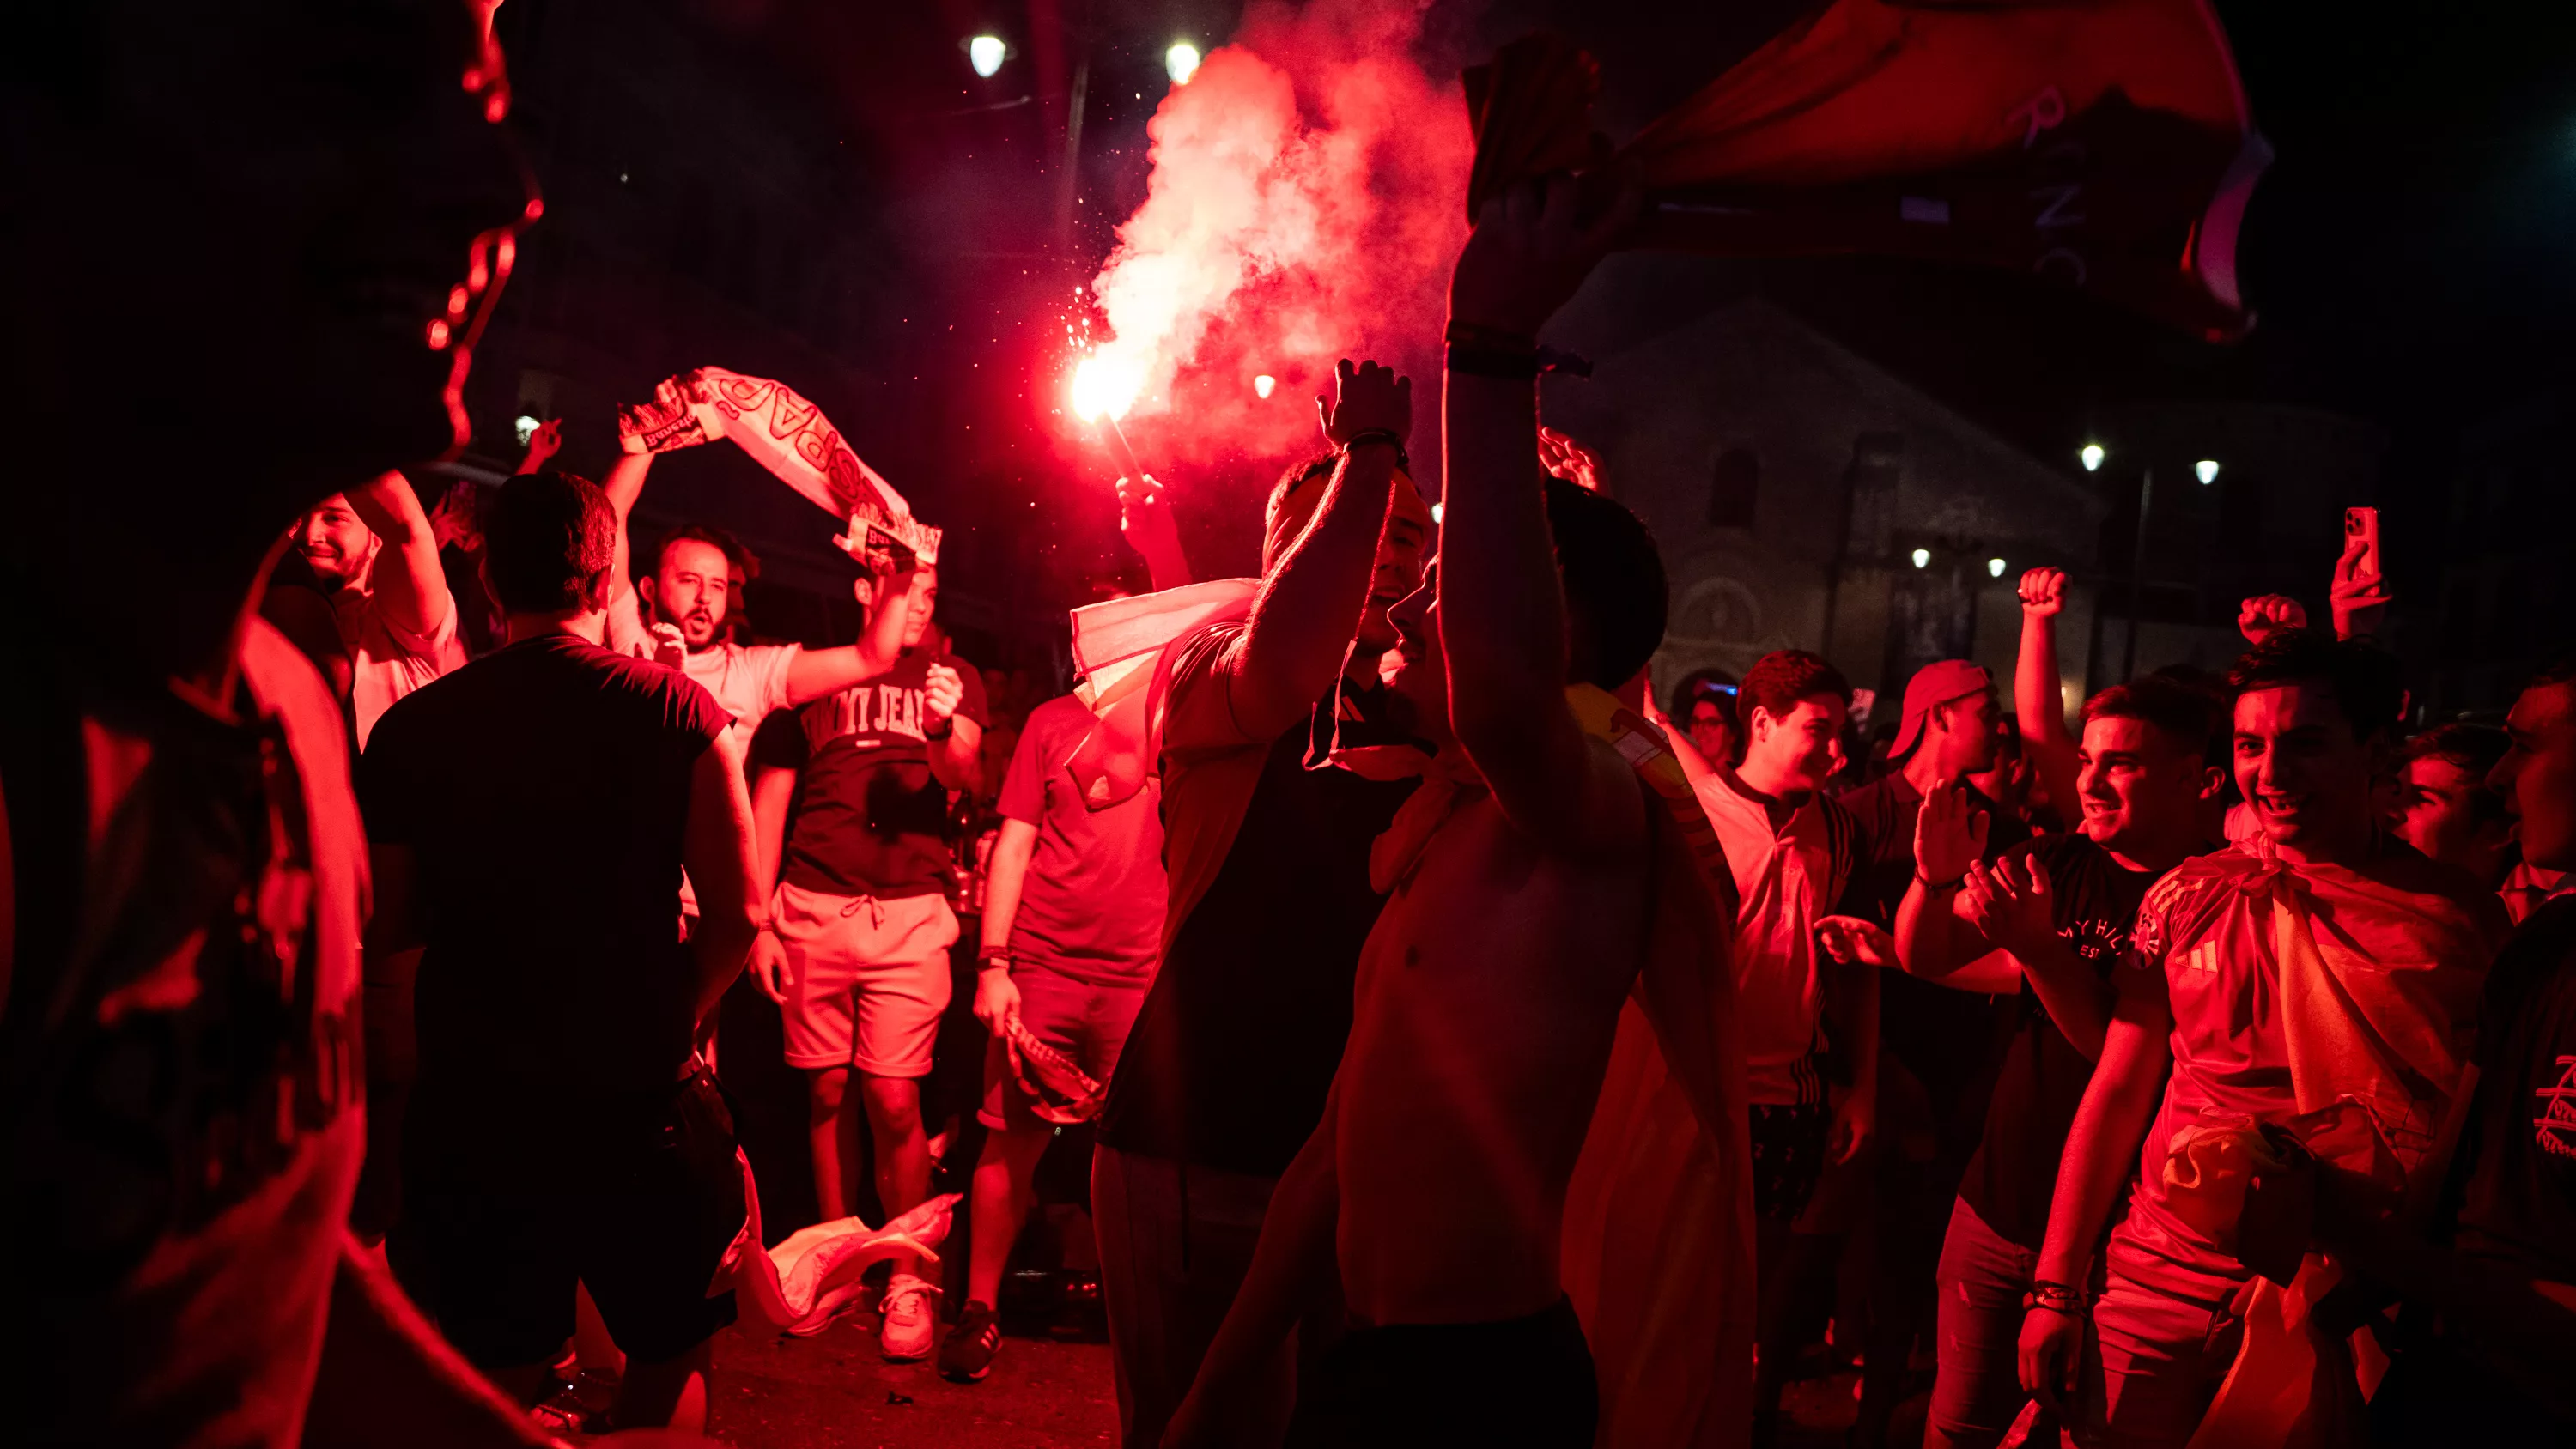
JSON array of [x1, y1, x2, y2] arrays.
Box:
[[1892, 660, 1993, 760]]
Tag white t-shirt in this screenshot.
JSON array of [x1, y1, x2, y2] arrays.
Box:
[[605, 588, 800, 749], [335, 585, 464, 749], [1695, 769, 1857, 1106]]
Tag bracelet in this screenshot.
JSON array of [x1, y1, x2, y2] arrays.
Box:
[[753, 920, 776, 935], [925, 718, 955, 741], [1915, 870, 1966, 892], [977, 952, 1012, 972], [1444, 319, 1536, 352], [1445, 343, 1543, 380], [2026, 1280, 2089, 1317], [1340, 428, 1405, 454]]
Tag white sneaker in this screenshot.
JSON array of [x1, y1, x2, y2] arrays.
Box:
[[878, 1273, 937, 1362]]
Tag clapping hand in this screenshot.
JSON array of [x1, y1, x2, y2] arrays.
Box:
[[1913, 779, 1990, 888], [1961, 855, 2057, 960]]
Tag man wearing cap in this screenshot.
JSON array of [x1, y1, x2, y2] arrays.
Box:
[[1090, 359, 1431, 1448], [1826, 658, 2025, 1449]]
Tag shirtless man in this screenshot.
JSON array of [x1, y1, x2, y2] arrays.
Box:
[[1167, 174, 1687, 1448]]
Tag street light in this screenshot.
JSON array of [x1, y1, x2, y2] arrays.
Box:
[[968, 34, 1006, 77], [1166, 42, 1201, 85], [2195, 458, 2221, 485], [1988, 557, 2007, 578], [2080, 442, 2106, 472], [1911, 548, 1931, 569]]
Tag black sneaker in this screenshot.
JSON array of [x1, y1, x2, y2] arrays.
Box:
[[939, 1300, 1002, 1383]]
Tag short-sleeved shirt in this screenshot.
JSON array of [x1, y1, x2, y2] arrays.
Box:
[[1958, 833, 2170, 1250], [2452, 894, 2576, 1289], [758, 650, 989, 901], [1835, 771, 2032, 1142], [1697, 769, 1857, 1106], [997, 694, 1165, 985], [603, 587, 799, 751], [1097, 622, 1420, 1177], [337, 582, 464, 749], [358, 633, 730, 1100], [2107, 841, 2499, 1300]]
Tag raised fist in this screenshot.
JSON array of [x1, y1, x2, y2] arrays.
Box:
[[2017, 567, 2066, 618], [923, 661, 965, 728]]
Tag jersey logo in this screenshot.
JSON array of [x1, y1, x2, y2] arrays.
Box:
[[2538, 1054, 2576, 1163]]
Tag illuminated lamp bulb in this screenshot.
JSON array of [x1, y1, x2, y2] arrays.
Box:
[[968, 35, 1006, 77], [2196, 458, 2221, 485], [1253, 373, 1276, 399], [1167, 42, 1201, 85], [2080, 442, 2105, 472], [1988, 557, 2007, 578], [1431, 501, 1444, 525], [1911, 548, 1931, 569]]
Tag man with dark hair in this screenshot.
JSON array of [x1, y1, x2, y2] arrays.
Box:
[[360, 471, 762, 1433], [1671, 668, 1741, 767], [1169, 175, 1744, 1448], [2306, 652, 2576, 1438], [1876, 676, 2224, 1447], [2395, 722, 2516, 888], [3, 4, 569, 1444], [1087, 360, 1428, 1446], [2020, 629, 2503, 1446], [745, 557, 986, 1362], [1669, 647, 1870, 1438], [282, 470, 465, 747]]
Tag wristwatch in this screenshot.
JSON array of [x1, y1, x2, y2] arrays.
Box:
[[926, 717, 955, 741]]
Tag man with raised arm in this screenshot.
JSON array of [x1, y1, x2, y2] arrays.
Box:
[[744, 557, 984, 1362], [288, 470, 466, 747], [1880, 676, 2223, 1448], [1168, 173, 1749, 1449], [1084, 357, 1428, 1447], [361, 472, 762, 1434], [2018, 630, 2501, 1446]]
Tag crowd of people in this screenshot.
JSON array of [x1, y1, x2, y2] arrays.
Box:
[[9, 9, 2576, 1449]]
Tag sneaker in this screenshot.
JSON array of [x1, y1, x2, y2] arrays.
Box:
[[939, 1300, 1002, 1383], [878, 1273, 937, 1362]]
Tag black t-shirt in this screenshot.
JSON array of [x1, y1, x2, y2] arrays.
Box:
[[756, 649, 989, 900], [358, 634, 729, 1100], [2452, 894, 2576, 1287], [1097, 688, 1418, 1178], [1834, 772, 2032, 1158], [1959, 833, 2165, 1249]]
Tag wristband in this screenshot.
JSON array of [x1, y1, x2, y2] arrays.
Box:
[[978, 951, 1012, 972], [1444, 319, 1536, 351], [1915, 870, 1966, 892], [1340, 428, 1405, 454], [1444, 343, 1543, 380], [753, 920, 776, 935], [2026, 1280, 2089, 1317], [925, 718, 955, 741]]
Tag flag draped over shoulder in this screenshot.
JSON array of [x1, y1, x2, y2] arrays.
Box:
[[617, 367, 942, 564], [1465, 0, 2268, 339], [1560, 687, 1756, 1449], [1060, 579, 1261, 811]]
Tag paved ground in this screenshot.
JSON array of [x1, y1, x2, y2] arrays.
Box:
[[550, 1318, 1918, 1448]]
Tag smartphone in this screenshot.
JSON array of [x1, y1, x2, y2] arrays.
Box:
[[2343, 506, 2379, 577]]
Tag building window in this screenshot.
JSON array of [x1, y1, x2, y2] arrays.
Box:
[[1709, 447, 1759, 529]]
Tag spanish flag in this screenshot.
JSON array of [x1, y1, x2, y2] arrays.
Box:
[[1466, 0, 2268, 340]]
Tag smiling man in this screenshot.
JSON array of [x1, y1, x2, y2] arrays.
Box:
[[1888, 676, 2223, 1447], [2017, 630, 2503, 1447]]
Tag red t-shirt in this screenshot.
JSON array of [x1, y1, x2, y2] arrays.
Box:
[[998, 694, 1165, 985], [759, 650, 988, 900]]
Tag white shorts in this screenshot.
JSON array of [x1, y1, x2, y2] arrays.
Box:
[[774, 882, 959, 1076]]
